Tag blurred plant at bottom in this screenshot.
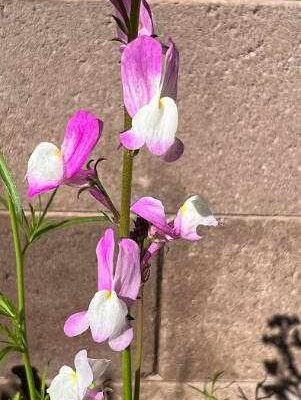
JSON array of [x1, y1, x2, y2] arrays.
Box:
[[188, 371, 233, 400]]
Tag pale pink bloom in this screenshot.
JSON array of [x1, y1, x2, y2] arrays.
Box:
[[131, 195, 218, 266], [47, 349, 109, 400], [64, 228, 141, 351], [26, 110, 102, 198], [120, 36, 183, 161]]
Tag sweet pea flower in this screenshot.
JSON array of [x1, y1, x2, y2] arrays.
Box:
[[131, 195, 218, 266], [120, 36, 183, 161], [26, 110, 102, 198], [64, 228, 141, 351], [47, 349, 110, 400]]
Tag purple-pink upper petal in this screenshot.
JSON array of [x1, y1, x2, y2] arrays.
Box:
[[121, 36, 162, 117], [131, 197, 173, 236], [139, 0, 154, 37], [113, 239, 141, 301], [61, 110, 102, 180], [161, 38, 179, 101], [96, 229, 115, 291]]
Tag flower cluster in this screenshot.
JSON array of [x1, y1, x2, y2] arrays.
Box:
[[25, 0, 218, 398]]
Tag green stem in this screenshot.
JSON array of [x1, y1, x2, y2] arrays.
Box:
[[119, 1, 142, 397], [122, 347, 133, 400], [134, 288, 144, 400], [119, 150, 134, 237], [119, 112, 134, 400], [38, 187, 58, 227], [8, 198, 36, 400]]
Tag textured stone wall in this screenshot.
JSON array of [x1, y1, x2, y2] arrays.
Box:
[[0, 0, 300, 398]]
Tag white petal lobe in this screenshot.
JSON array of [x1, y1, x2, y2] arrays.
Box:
[[87, 291, 128, 340], [47, 366, 78, 400], [74, 350, 94, 399], [132, 94, 178, 155], [27, 142, 64, 185]]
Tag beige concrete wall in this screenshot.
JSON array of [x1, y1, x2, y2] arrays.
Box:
[[0, 0, 300, 398]]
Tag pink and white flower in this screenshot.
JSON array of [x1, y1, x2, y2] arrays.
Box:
[[47, 349, 109, 400], [26, 110, 102, 198], [120, 36, 183, 161], [64, 228, 141, 351], [131, 195, 218, 265]]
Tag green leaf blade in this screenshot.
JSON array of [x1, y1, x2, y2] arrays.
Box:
[[0, 152, 23, 222], [0, 292, 17, 319], [30, 215, 110, 244]]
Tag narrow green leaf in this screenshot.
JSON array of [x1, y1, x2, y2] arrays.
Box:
[[40, 364, 49, 398], [30, 215, 110, 244], [0, 152, 23, 222], [0, 292, 17, 319]]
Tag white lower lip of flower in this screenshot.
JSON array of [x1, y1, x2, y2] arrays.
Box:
[[27, 142, 64, 183], [87, 290, 128, 339], [47, 366, 79, 400], [132, 93, 178, 154]]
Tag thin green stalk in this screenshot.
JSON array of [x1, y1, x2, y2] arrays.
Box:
[[119, 149, 134, 237], [119, 112, 134, 400], [38, 187, 58, 227], [119, 1, 141, 397], [134, 288, 144, 400], [8, 198, 36, 400]]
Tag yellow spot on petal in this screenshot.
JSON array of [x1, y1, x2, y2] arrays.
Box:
[[159, 98, 165, 109], [54, 148, 62, 158], [71, 371, 77, 383], [181, 203, 188, 215], [104, 291, 112, 300]]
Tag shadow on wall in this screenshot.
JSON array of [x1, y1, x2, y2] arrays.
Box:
[[239, 314, 301, 400], [1, 315, 301, 399]]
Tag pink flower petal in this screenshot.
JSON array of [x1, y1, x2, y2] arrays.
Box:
[[96, 229, 115, 291], [121, 36, 162, 117], [64, 311, 89, 337], [87, 389, 104, 400], [90, 328, 109, 344], [120, 129, 146, 150], [61, 110, 102, 180], [66, 169, 96, 186], [113, 239, 141, 301], [27, 181, 60, 198], [141, 241, 165, 270], [161, 38, 179, 100], [138, 0, 154, 37], [131, 197, 173, 236], [161, 137, 184, 162], [108, 327, 133, 351]]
